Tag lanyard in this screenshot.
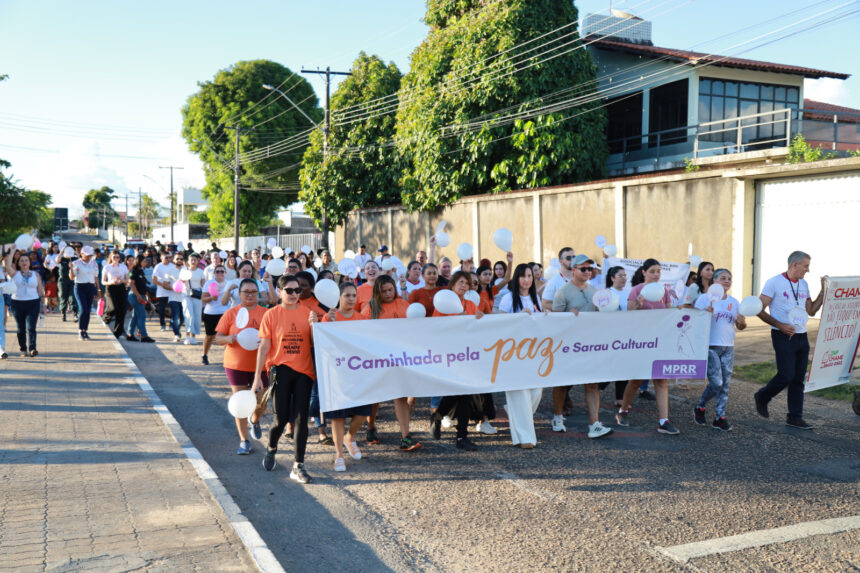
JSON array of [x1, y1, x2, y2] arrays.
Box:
[[782, 273, 799, 305]]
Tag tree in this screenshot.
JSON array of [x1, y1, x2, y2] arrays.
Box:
[[136, 193, 160, 238], [299, 52, 403, 227], [82, 186, 118, 230], [396, 0, 608, 210], [182, 60, 323, 237], [0, 160, 52, 243]]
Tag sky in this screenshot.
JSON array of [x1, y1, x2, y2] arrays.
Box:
[[1, 0, 857, 219]]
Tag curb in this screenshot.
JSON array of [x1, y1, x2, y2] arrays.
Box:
[[101, 323, 284, 573]]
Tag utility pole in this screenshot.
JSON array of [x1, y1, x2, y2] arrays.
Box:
[[159, 165, 183, 244], [234, 125, 241, 252], [301, 66, 351, 251], [138, 186, 143, 238]]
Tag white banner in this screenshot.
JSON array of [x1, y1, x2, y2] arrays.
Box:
[[604, 257, 691, 304], [313, 310, 711, 412], [807, 276, 860, 392]]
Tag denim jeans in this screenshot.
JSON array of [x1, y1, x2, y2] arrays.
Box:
[[167, 301, 182, 336], [126, 291, 149, 338], [758, 331, 809, 418], [183, 296, 202, 335], [73, 282, 96, 332], [309, 380, 326, 429], [11, 298, 40, 352], [698, 345, 734, 418], [0, 294, 6, 353]]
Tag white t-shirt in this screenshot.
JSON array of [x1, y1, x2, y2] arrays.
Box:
[[183, 268, 206, 297], [761, 273, 811, 334], [72, 259, 99, 284], [153, 263, 182, 302], [101, 263, 129, 285], [541, 271, 571, 304], [203, 263, 220, 282], [12, 271, 40, 301], [225, 268, 237, 281], [404, 277, 426, 294], [202, 280, 231, 315], [695, 294, 740, 346], [226, 278, 269, 307], [500, 293, 540, 313]]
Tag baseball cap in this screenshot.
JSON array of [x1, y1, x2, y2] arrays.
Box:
[[378, 245, 388, 252], [572, 254, 594, 267], [81, 246, 94, 256]]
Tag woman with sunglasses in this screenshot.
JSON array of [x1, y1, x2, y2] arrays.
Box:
[[322, 282, 373, 471], [616, 258, 679, 435], [255, 275, 319, 483], [360, 275, 420, 451], [295, 270, 332, 445], [4, 244, 45, 357], [180, 253, 206, 345], [201, 263, 231, 365], [216, 278, 270, 455], [101, 250, 129, 340]]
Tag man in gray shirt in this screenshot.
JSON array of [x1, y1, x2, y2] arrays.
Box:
[[551, 254, 612, 439]]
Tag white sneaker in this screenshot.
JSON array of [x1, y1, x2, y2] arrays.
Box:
[[333, 457, 346, 472], [476, 420, 498, 435], [173, 336, 182, 343], [183, 336, 191, 345], [551, 416, 566, 432], [587, 421, 613, 439], [441, 416, 454, 429], [189, 337, 198, 345]]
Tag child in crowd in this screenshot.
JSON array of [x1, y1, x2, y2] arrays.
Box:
[[44, 272, 59, 313]]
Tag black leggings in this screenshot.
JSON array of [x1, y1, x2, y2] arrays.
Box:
[[104, 284, 127, 338], [436, 395, 474, 439], [268, 365, 314, 463]]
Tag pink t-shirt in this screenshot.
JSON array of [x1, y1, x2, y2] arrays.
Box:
[[628, 282, 672, 310]]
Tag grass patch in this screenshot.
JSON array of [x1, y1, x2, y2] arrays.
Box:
[[734, 361, 857, 403]]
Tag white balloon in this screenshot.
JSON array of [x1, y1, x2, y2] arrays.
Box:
[[63, 247, 75, 258], [301, 245, 312, 255], [1, 281, 16, 295], [389, 256, 406, 276], [592, 288, 620, 312], [266, 258, 286, 276], [456, 243, 473, 261], [381, 258, 395, 271], [595, 235, 607, 249], [433, 289, 463, 315], [689, 255, 703, 268], [707, 283, 724, 303], [227, 390, 257, 419], [338, 259, 357, 275], [688, 242, 693, 257], [603, 245, 618, 257], [435, 220, 447, 234], [406, 302, 427, 318], [306, 268, 317, 281], [271, 246, 284, 259], [177, 241, 185, 251], [544, 265, 559, 280], [348, 270, 358, 279], [344, 249, 356, 259], [641, 282, 665, 303], [219, 250, 228, 259], [14, 234, 33, 251], [314, 278, 340, 308], [236, 328, 260, 351], [549, 257, 560, 268], [179, 268, 192, 281], [58, 241, 67, 251], [788, 306, 808, 327], [492, 228, 513, 252], [464, 290, 480, 306], [285, 247, 294, 255], [435, 232, 450, 247], [314, 257, 323, 268], [739, 296, 763, 317], [267, 238, 277, 249], [235, 307, 249, 329]]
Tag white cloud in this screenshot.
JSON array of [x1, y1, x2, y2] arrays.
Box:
[[804, 78, 850, 106]]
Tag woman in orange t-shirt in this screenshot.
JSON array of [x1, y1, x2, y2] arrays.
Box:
[[296, 270, 333, 445], [215, 278, 269, 455], [253, 275, 319, 483], [354, 260, 379, 313], [408, 263, 441, 316], [475, 264, 495, 315], [360, 275, 420, 452], [321, 283, 373, 472]]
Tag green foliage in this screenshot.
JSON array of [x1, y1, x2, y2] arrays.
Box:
[[127, 222, 140, 236], [82, 186, 118, 229], [735, 361, 856, 403], [181, 60, 322, 237], [786, 134, 837, 164], [136, 193, 160, 238], [0, 160, 53, 243], [299, 52, 403, 227], [684, 158, 700, 172], [396, 0, 608, 211], [187, 210, 209, 224]]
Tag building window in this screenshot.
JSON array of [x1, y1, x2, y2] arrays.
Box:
[[607, 92, 643, 153], [649, 79, 688, 147], [699, 78, 799, 144]]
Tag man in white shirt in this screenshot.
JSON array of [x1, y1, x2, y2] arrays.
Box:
[[541, 246, 575, 310], [353, 245, 370, 280], [374, 245, 389, 266], [203, 250, 222, 282], [754, 251, 825, 430]]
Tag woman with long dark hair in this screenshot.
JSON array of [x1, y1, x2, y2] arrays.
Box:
[[126, 254, 154, 342], [682, 261, 714, 308], [101, 250, 129, 339], [475, 265, 495, 314], [4, 245, 45, 356]]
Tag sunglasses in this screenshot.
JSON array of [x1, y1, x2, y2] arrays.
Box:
[[281, 288, 301, 295], [563, 255, 574, 261], [215, 269, 226, 273], [576, 267, 594, 273]]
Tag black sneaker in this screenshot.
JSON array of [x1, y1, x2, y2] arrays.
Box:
[[456, 437, 478, 451], [0, 353, 7, 360], [366, 427, 379, 445], [140, 337, 155, 343], [126, 335, 139, 342], [754, 391, 769, 418], [399, 435, 421, 451], [82, 331, 90, 340], [62, 313, 67, 322], [693, 407, 707, 426], [712, 417, 732, 432], [639, 390, 656, 401], [29, 350, 38, 357], [786, 417, 813, 430], [262, 449, 276, 471], [290, 463, 312, 484], [201, 354, 209, 365], [431, 415, 441, 440], [657, 420, 680, 435]]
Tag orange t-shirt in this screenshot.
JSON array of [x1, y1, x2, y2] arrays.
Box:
[[360, 298, 410, 319], [215, 305, 269, 372], [299, 295, 328, 317], [258, 305, 315, 380], [408, 287, 441, 316], [432, 297, 478, 317], [322, 309, 365, 322], [355, 282, 373, 313], [478, 290, 493, 314]]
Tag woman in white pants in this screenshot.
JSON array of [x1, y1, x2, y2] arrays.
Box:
[[498, 263, 545, 449], [181, 253, 206, 345]]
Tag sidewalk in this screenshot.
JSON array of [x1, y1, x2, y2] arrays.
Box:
[[0, 312, 257, 571]]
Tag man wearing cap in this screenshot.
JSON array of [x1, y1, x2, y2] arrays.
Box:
[[551, 254, 612, 438], [374, 245, 389, 266], [58, 246, 79, 322]]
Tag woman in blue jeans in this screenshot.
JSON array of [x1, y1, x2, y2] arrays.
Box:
[[70, 246, 100, 340], [126, 254, 155, 342], [4, 244, 44, 357], [0, 277, 8, 359]]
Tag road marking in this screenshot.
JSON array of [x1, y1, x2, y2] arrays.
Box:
[[658, 515, 860, 563], [104, 328, 284, 573]]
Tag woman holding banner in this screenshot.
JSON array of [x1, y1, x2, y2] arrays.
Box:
[[323, 283, 373, 472], [498, 263, 544, 448], [360, 275, 421, 451], [603, 266, 630, 406], [616, 258, 680, 435]]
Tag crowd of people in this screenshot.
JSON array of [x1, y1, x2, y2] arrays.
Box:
[[0, 235, 825, 485]]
